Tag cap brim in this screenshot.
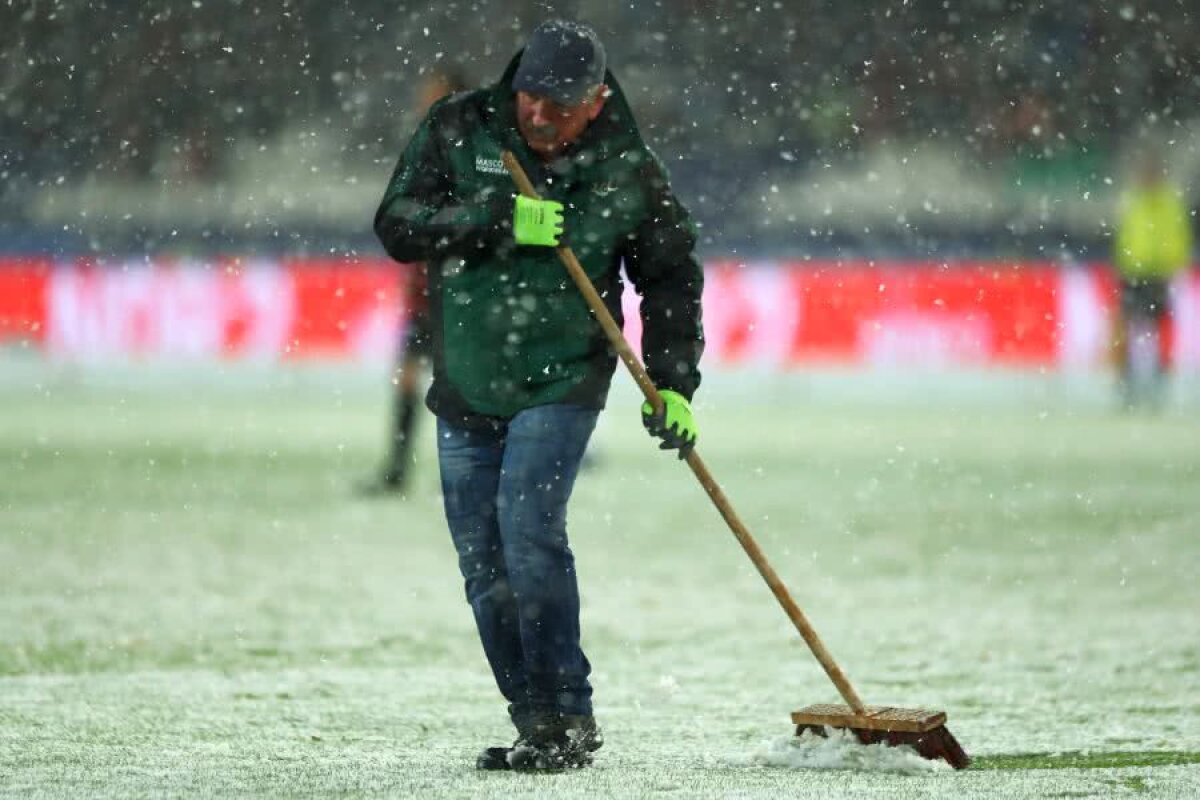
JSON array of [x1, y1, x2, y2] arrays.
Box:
[[512, 72, 593, 106]]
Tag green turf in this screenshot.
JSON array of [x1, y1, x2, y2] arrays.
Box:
[[2, 365, 1199, 798], [975, 752, 1200, 770]]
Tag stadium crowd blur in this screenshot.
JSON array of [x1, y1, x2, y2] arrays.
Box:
[[3, 0, 1198, 259]]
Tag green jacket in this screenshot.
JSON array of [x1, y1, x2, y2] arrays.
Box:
[[374, 55, 704, 428]]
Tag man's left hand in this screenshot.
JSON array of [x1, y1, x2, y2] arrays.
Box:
[[513, 196, 564, 247], [641, 389, 697, 459]]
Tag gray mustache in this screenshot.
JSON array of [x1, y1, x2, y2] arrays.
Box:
[[525, 122, 558, 138]]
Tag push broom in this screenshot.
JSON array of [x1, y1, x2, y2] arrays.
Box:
[[502, 151, 970, 770]]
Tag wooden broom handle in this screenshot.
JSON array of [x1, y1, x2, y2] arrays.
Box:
[[501, 150, 868, 715]]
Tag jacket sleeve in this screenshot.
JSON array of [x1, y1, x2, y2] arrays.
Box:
[[622, 153, 705, 400], [374, 100, 512, 263]]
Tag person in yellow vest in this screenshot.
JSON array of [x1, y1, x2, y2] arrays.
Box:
[[1113, 151, 1193, 408]]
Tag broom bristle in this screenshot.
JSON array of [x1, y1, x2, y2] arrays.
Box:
[[796, 723, 971, 770], [792, 705, 970, 770]]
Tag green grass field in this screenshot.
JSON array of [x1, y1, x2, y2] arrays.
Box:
[[2, 363, 1199, 798]]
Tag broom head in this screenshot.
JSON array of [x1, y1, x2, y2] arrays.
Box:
[[792, 704, 970, 770]]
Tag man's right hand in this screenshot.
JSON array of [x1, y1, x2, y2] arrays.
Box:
[[513, 196, 564, 246]]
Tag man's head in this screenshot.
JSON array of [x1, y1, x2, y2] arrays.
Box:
[[512, 20, 608, 159], [1134, 148, 1166, 188], [415, 65, 469, 115]]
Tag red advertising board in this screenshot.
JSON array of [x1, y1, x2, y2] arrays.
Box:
[[0, 258, 51, 345], [2, 257, 1197, 371]]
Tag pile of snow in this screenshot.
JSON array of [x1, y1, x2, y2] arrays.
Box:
[[735, 728, 951, 774]]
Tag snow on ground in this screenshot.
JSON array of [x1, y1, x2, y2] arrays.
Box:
[[736, 729, 949, 773], [1, 361, 1198, 798]]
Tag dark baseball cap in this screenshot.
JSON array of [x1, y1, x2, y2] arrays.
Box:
[[512, 20, 606, 106]]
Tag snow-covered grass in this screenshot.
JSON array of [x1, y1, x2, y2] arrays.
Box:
[[2, 362, 1199, 798]]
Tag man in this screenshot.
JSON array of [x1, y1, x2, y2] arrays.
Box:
[[362, 66, 469, 496], [1113, 150, 1193, 409], [374, 20, 704, 771]]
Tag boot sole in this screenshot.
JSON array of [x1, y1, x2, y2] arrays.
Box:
[[476, 747, 513, 771]]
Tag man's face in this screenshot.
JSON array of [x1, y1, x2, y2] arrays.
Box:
[[516, 87, 606, 160]]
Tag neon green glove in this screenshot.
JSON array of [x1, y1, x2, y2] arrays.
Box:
[[513, 195, 564, 246], [641, 389, 697, 459]]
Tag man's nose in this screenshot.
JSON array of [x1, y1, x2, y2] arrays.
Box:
[[527, 99, 550, 125]]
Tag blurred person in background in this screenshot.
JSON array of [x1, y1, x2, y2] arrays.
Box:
[[361, 66, 469, 496], [373, 20, 704, 771], [1113, 148, 1194, 410]]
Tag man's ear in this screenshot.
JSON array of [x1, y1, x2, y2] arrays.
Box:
[[587, 84, 609, 121]]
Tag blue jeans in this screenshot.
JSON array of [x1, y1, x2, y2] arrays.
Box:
[[437, 404, 599, 717]]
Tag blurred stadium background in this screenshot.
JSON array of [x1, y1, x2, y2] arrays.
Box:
[[2, 1, 1199, 378]]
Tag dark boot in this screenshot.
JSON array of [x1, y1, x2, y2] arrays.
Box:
[[507, 711, 603, 772], [476, 709, 602, 771], [475, 705, 534, 771]]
